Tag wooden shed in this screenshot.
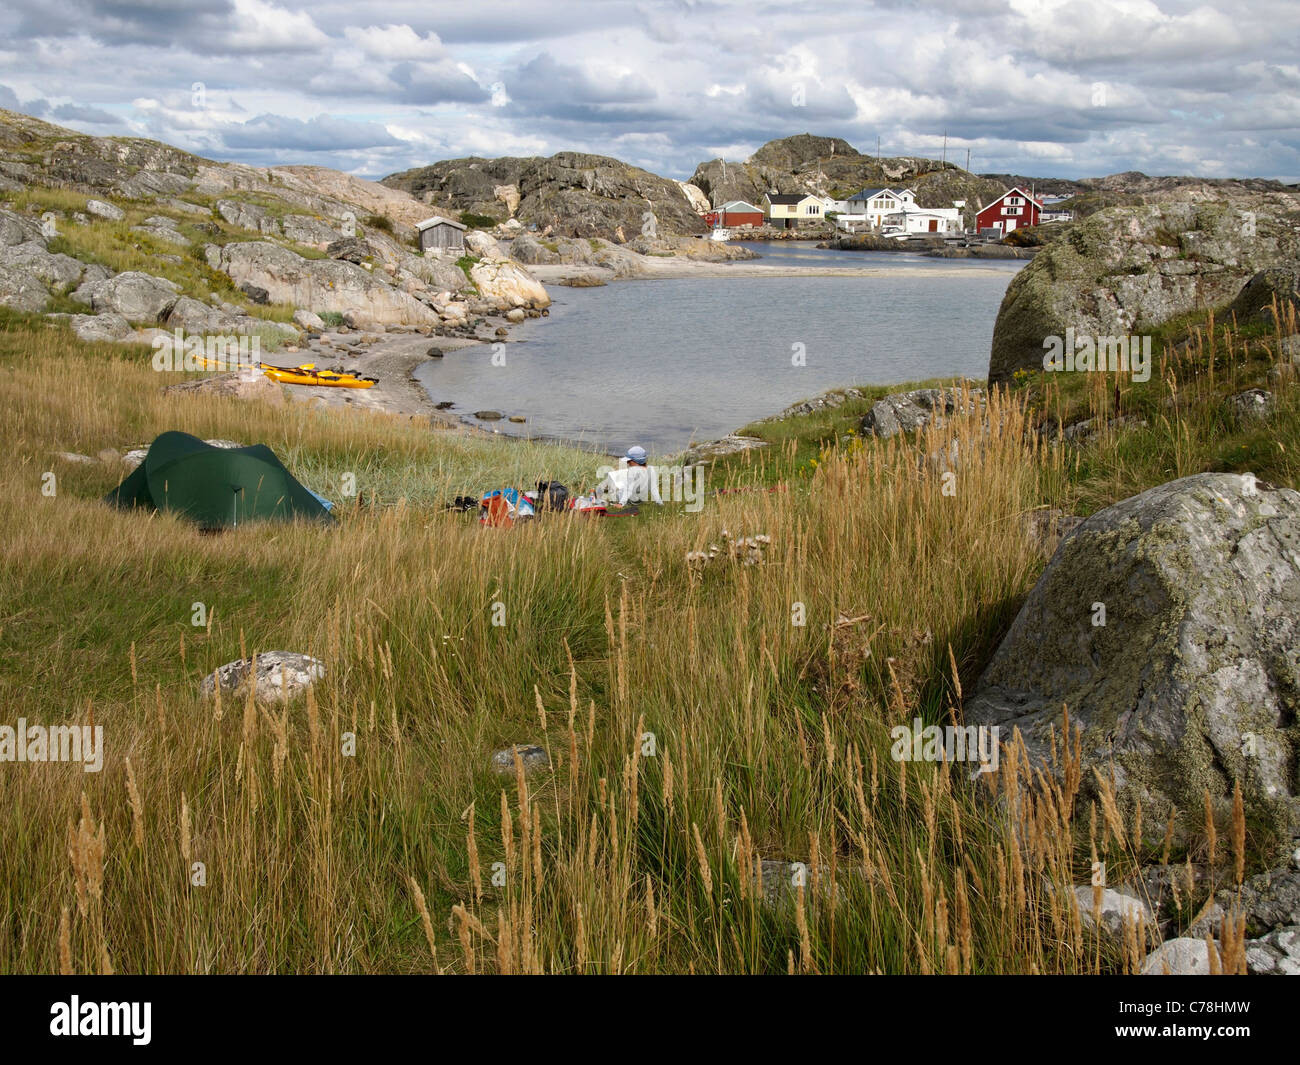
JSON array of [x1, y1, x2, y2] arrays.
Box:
[[416, 215, 467, 255]]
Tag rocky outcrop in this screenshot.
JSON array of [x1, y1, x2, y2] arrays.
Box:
[[383, 151, 709, 241], [1141, 938, 1214, 975], [212, 241, 440, 326], [76, 271, 181, 321], [0, 208, 97, 311], [966, 473, 1300, 846], [67, 312, 132, 342], [988, 204, 1300, 383], [1226, 265, 1300, 326], [216, 199, 281, 236], [85, 199, 125, 222], [468, 257, 549, 309], [859, 386, 985, 438]]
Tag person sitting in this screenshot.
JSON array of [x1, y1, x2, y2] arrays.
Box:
[[598, 446, 663, 507]]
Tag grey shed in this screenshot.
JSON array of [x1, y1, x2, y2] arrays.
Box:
[[416, 215, 467, 255]]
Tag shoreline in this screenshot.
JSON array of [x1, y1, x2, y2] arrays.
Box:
[[527, 256, 1022, 285], [274, 248, 1014, 449]]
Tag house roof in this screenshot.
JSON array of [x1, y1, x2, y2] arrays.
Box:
[[847, 187, 889, 201], [719, 200, 763, 212], [765, 193, 812, 205], [415, 216, 467, 231], [978, 187, 1044, 213]]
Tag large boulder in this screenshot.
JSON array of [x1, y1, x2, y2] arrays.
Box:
[[0, 240, 86, 288], [200, 651, 324, 703], [281, 214, 342, 245], [214, 241, 440, 326], [0, 207, 43, 247], [860, 386, 985, 438], [216, 199, 281, 236], [509, 233, 559, 265], [988, 204, 1300, 383], [80, 271, 181, 321], [966, 473, 1300, 846], [464, 229, 502, 258], [468, 256, 550, 310], [85, 199, 125, 222], [68, 313, 133, 342], [1226, 265, 1300, 327], [0, 264, 52, 311]]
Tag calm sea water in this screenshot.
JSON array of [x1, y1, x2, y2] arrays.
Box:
[[415, 243, 1024, 455]]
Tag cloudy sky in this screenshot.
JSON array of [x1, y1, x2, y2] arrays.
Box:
[[0, 0, 1296, 182]]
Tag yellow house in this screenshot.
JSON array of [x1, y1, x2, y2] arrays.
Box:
[[765, 193, 823, 228]]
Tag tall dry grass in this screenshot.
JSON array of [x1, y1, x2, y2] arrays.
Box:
[[0, 316, 1261, 973]]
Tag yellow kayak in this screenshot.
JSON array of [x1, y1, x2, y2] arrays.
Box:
[[260, 362, 378, 389]]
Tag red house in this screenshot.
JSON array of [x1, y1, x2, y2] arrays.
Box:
[[717, 200, 765, 228], [975, 187, 1043, 236]]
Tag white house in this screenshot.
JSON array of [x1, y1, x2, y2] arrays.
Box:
[[837, 187, 917, 229], [880, 204, 963, 238]]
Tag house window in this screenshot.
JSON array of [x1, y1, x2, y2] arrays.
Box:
[[1007, 197, 1022, 206], [1005, 206, 1021, 216]]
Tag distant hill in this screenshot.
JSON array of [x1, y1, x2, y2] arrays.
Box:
[[690, 133, 1010, 229], [381, 152, 709, 241]]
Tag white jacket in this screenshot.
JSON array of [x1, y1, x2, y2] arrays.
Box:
[[599, 465, 663, 506]]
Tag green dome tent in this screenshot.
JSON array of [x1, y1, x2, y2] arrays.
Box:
[[105, 431, 335, 530]]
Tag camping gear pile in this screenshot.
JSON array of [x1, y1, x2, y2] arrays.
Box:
[[473, 480, 606, 527]]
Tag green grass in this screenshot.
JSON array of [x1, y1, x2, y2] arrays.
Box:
[[0, 293, 1294, 975]]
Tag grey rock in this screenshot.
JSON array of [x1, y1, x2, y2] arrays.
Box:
[[490, 745, 550, 775], [142, 215, 179, 229], [473, 410, 504, 421], [1227, 265, 1300, 327], [0, 207, 44, 247], [238, 282, 270, 305], [85, 199, 126, 222], [1225, 388, 1274, 424], [0, 264, 51, 311], [1187, 902, 1227, 939], [292, 308, 326, 331], [216, 198, 279, 235], [680, 434, 769, 464], [990, 206, 1300, 383], [200, 651, 324, 703], [68, 313, 133, 342], [1245, 925, 1300, 975], [1216, 867, 1300, 936], [1074, 886, 1155, 942], [214, 241, 439, 327], [1141, 938, 1215, 975], [84, 271, 181, 321], [0, 240, 85, 288], [166, 199, 212, 216], [116, 170, 192, 200], [282, 214, 342, 245], [966, 473, 1300, 845], [131, 224, 190, 246], [860, 386, 984, 438]]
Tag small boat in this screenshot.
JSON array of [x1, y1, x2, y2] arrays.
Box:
[[709, 224, 732, 242], [260, 362, 378, 389]]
